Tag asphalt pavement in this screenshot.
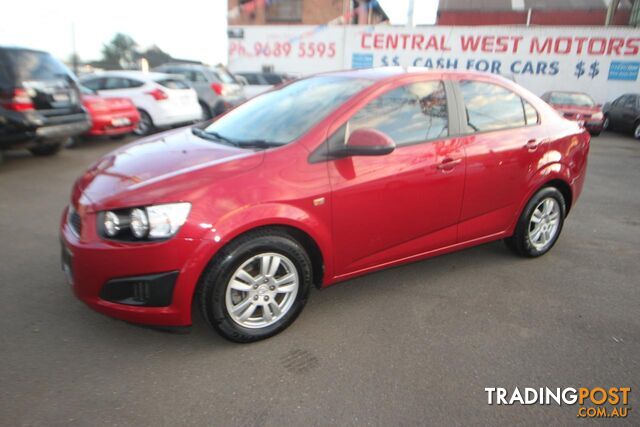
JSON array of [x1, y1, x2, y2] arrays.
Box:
[[1, 132, 638, 425]]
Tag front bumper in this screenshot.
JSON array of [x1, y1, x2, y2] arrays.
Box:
[[60, 206, 213, 326]]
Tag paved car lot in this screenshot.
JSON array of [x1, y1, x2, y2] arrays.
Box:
[[1, 132, 639, 425]]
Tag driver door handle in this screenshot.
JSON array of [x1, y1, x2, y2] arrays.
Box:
[[437, 158, 462, 170]]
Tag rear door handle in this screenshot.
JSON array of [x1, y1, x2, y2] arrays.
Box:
[[437, 158, 462, 170]]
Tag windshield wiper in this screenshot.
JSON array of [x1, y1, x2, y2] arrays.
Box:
[[236, 139, 282, 149], [191, 127, 239, 147]]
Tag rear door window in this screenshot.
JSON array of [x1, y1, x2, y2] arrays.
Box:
[[156, 78, 190, 90], [459, 80, 526, 132], [81, 77, 105, 91], [348, 80, 449, 146]]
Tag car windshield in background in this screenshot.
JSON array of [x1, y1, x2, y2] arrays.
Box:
[[3, 49, 71, 82], [549, 92, 594, 107], [203, 76, 372, 146]]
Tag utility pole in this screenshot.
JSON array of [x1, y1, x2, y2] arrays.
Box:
[[71, 22, 78, 74], [407, 0, 415, 27]]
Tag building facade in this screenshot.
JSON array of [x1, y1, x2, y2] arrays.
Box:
[[228, 0, 638, 26]]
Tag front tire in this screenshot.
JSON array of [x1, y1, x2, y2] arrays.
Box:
[[505, 187, 566, 257], [634, 122, 640, 140], [199, 230, 313, 343], [602, 114, 611, 131]]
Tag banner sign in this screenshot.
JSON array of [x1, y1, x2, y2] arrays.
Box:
[[228, 25, 640, 103]]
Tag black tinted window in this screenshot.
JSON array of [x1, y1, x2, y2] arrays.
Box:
[[263, 74, 283, 85], [82, 77, 104, 91], [524, 101, 538, 125], [156, 78, 189, 89], [2, 49, 72, 82], [104, 77, 127, 90], [348, 81, 448, 146], [241, 73, 260, 85], [460, 81, 525, 132], [127, 79, 144, 88], [623, 96, 636, 108]]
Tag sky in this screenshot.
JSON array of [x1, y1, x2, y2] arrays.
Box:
[[0, 0, 436, 65]]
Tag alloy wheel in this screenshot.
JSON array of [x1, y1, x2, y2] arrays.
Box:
[[528, 197, 561, 251], [225, 252, 299, 329]]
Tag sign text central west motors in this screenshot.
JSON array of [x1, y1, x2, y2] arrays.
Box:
[[228, 25, 640, 103]]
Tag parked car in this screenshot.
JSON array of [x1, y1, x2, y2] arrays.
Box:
[[602, 93, 640, 139], [61, 69, 589, 343], [153, 63, 245, 118], [67, 86, 139, 146], [79, 71, 200, 135], [235, 71, 291, 98], [0, 46, 90, 161], [541, 91, 604, 135]]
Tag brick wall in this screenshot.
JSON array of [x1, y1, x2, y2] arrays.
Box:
[[229, 0, 345, 25]]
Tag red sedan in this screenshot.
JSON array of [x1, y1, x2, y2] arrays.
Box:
[[541, 91, 604, 136], [61, 69, 590, 342], [80, 87, 139, 138]]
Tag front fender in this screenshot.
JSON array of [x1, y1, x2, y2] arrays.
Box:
[[196, 202, 333, 282]]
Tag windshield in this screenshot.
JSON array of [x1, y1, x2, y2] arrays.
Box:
[[549, 92, 595, 107], [203, 76, 372, 146]]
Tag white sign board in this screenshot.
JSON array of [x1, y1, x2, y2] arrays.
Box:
[[228, 25, 640, 103]]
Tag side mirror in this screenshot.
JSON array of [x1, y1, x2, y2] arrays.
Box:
[[342, 128, 395, 157]]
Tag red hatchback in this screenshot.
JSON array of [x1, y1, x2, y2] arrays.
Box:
[[541, 91, 604, 136], [61, 69, 589, 342], [79, 87, 139, 138]]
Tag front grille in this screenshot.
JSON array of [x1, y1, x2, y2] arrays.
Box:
[[68, 206, 82, 237]]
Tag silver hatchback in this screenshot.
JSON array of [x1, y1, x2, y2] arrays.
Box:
[[154, 63, 246, 119]]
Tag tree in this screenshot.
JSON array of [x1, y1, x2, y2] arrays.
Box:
[[100, 33, 139, 70], [142, 45, 173, 68]]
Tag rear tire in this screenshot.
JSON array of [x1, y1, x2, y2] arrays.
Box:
[[634, 121, 640, 140], [134, 110, 154, 136], [504, 187, 566, 257], [29, 141, 63, 156], [199, 229, 312, 343], [199, 101, 212, 121]]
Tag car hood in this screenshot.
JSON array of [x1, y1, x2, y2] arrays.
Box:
[[75, 127, 264, 211]]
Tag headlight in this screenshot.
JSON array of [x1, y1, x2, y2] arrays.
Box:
[[104, 211, 121, 237], [130, 208, 149, 238], [100, 203, 191, 241]]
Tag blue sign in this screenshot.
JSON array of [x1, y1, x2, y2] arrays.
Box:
[[608, 61, 640, 81], [352, 53, 373, 69]]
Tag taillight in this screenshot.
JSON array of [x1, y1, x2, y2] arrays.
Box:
[[0, 88, 34, 111], [210, 83, 223, 95], [146, 88, 168, 101]]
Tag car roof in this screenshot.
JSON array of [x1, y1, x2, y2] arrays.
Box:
[[319, 67, 515, 83], [0, 46, 49, 55], [80, 70, 177, 81]]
